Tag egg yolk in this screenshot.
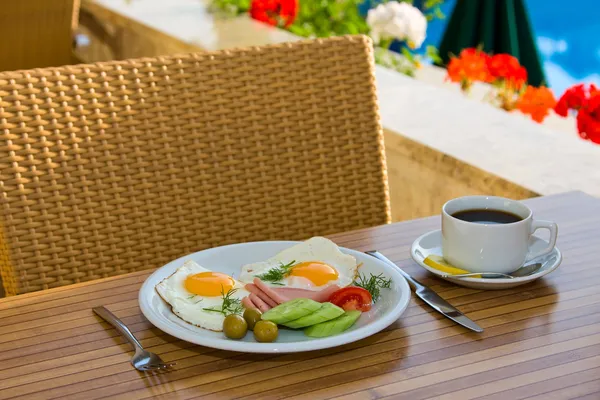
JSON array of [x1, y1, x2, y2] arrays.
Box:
[[184, 272, 234, 297], [289, 261, 339, 286]]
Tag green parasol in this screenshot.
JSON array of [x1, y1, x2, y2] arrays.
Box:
[[437, 0, 546, 86]]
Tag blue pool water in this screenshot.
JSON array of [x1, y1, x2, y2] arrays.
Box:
[[363, 0, 600, 96], [422, 0, 600, 96]]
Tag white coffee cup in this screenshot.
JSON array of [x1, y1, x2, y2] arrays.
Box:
[[442, 196, 558, 274]]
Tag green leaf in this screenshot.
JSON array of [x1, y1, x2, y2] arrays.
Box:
[[426, 45, 443, 64], [401, 47, 416, 63], [346, 23, 359, 35], [424, 0, 444, 9], [434, 7, 446, 20]]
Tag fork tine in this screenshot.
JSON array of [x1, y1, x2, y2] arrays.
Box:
[[139, 364, 161, 371], [137, 362, 176, 372], [144, 363, 174, 370]]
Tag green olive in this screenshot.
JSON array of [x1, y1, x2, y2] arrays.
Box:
[[243, 308, 262, 330], [223, 314, 248, 339], [253, 320, 278, 343]]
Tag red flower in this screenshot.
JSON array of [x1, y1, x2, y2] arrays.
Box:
[[556, 84, 600, 144], [507, 66, 528, 90], [460, 48, 492, 66], [516, 86, 556, 123], [488, 54, 528, 89], [446, 48, 493, 91], [554, 84, 587, 116], [250, 0, 298, 27], [487, 54, 519, 76], [577, 108, 590, 137], [576, 92, 600, 144]]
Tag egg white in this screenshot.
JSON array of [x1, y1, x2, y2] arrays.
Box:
[[155, 260, 249, 331], [238, 236, 358, 290]]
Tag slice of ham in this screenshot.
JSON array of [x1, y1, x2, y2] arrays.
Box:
[[242, 296, 256, 310], [245, 283, 278, 307], [242, 293, 272, 312], [249, 293, 270, 312], [241, 278, 342, 312], [273, 284, 341, 303], [253, 278, 288, 304]]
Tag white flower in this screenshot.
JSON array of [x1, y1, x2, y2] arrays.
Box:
[[367, 1, 427, 49]]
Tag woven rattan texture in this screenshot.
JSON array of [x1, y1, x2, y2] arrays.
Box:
[[0, 35, 390, 295]]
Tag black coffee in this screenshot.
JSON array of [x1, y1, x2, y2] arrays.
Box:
[[452, 209, 522, 224]]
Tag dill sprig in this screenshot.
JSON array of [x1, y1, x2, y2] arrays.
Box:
[[255, 260, 297, 284], [353, 273, 392, 303], [203, 287, 244, 316]]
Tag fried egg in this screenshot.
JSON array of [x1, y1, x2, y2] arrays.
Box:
[[239, 237, 358, 290], [156, 260, 249, 331]]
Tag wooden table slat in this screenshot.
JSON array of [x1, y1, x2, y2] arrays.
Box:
[[1, 191, 599, 400]]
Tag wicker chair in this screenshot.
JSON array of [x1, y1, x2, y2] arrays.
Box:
[[0, 0, 80, 72], [0, 35, 390, 296]]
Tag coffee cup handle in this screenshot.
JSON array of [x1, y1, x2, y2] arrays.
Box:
[[525, 220, 558, 262]]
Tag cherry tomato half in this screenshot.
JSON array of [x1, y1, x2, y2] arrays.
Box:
[[328, 287, 372, 312]]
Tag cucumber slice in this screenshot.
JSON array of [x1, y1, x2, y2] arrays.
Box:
[[304, 310, 362, 338], [261, 298, 321, 324], [283, 302, 345, 329]]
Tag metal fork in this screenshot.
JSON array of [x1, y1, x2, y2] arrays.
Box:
[[93, 306, 175, 372]]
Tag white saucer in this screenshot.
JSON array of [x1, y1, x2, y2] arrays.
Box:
[[410, 230, 562, 290]]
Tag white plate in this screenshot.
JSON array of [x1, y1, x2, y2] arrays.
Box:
[[139, 241, 411, 353], [411, 230, 562, 290]]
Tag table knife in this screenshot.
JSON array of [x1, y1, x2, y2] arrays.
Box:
[[366, 250, 483, 333]]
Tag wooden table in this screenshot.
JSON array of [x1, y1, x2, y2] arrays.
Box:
[[1, 191, 600, 400]]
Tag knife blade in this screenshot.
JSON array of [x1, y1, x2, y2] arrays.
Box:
[[366, 250, 483, 333]]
